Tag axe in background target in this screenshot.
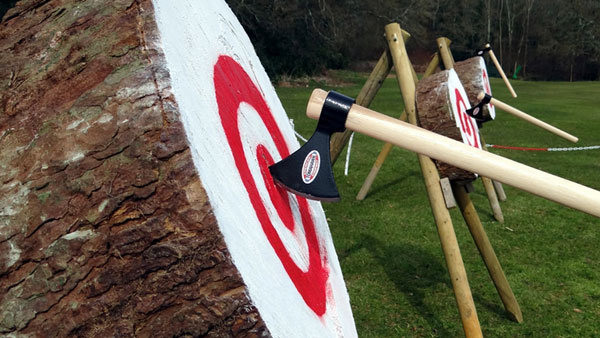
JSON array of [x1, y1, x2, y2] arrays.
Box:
[[476, 44, 518, 98]]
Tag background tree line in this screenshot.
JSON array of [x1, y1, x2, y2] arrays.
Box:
[[225, 0, 600, 81]]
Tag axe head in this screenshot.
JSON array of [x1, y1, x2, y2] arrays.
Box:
[[466, 93, 494, 127], [269, 90, 355, 202]]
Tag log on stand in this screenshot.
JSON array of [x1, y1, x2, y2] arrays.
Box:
[[0, 1, 357, 337]]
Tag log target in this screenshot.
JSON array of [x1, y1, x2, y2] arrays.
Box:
[[416, 69, 482, 182], [0, 0, 356, 337]]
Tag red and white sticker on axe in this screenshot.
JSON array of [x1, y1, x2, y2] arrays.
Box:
[[153, 0, 357, 337], [447, 69, 483, 150]]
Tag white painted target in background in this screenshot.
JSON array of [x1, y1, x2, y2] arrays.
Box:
[[479, 57, 496, 119], [152, 1, 357, 337], [447, 69, 483, 149]]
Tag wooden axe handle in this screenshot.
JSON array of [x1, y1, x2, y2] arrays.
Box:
[[478, 92, 579, 143], [307, 89, 599, 218], [486, 44, 518, 98]]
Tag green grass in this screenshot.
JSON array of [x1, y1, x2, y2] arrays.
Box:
[[276, 72, 600, 337]]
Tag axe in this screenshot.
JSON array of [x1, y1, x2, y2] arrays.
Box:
[[467, 91, 578, 143], [476, 43, 518, 98], [269, 89, 600, 218]]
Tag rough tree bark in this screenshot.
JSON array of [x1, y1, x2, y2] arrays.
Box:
[[0, 0, 268, 337], [415, 70, 477, 183]]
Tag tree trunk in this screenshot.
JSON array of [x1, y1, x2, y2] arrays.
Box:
[[0, 1, 356, 337]]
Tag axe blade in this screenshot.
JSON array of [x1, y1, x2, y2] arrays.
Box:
[[269, 90, 355, 202], [270, 131, 340, 201]]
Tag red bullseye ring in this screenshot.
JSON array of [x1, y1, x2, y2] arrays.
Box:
[[213, 55, 329, 316], [455, 88, 481, 149]]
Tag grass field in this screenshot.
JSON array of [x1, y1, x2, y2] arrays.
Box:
[[276, 72, 600, 337]]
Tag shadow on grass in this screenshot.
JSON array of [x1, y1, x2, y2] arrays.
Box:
[[365, 170, 421, 198], [340, 234, 454, 336]]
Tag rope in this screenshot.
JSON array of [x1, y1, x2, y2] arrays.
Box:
[[486, 144, 600, 152], [344, 132, 355, 176], [289, 119, 308, 143]]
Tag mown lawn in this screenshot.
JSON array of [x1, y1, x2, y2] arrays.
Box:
[[276, 71, 600, 337]]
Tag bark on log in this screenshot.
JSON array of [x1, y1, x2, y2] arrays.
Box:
[[415, 70, 478, 183], [0, 1, 269, 336], [454, 57, 495, 120]]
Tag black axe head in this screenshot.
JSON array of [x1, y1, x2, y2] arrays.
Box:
[[474, 45, 492, 57], [269, 90, 355, 202], [465, 92, 494, 127]]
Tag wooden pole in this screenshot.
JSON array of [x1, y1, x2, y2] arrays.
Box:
[[486, 43, 518, 98], [480, 92, 579, 143], [437, 37, 455, 69], [452, 183, 523, 323], [356, 52, 442, 200], [384, 24, 483, 338], [306, 89, 600, 218], [330, 29, 411, 164], [355, 142, 395, 200], [437, 41, 505, 223], [493, 180, 508, 201], [480, 135, 506, 222]]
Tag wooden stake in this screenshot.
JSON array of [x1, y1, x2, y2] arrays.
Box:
[[481, 176, 504, 222], [480, 92, 579, 143], [356, 141, 395, 200], [356, 51, 442, 200], [306, 89, 600, 218], [493, 180, 508, 201], [384, 23, 483, 338], [437, 37, 455, 69], [486, 44, 518, 98], [452, 183, 523, 323], [480, 135, 506, 221]]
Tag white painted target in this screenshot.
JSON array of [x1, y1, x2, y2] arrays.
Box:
[[152, 1, 357, 337], [447, 69, 483, 150], [479, 57, 496, 119]]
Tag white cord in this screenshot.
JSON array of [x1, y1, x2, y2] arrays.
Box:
[[344, 132, 355, 176], [289, 119, 308, 143]]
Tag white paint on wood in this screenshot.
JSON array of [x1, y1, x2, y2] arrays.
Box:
[[152, 1, 357, 337], [447, 69, 483, 149], [479, 57, 496, 119]]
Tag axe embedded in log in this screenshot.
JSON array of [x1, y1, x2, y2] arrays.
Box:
[[269, 89, 600, 218], [469, 91, 579, 143], [476, 43, 518, 98]]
